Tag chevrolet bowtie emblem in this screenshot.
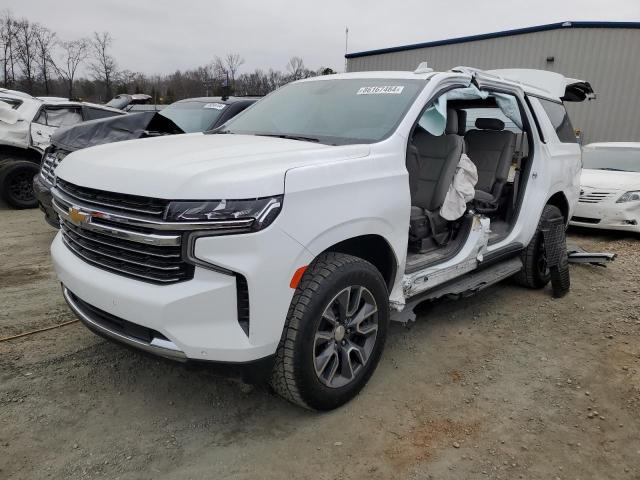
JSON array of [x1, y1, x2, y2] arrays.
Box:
[[68, 207, 90, 225]]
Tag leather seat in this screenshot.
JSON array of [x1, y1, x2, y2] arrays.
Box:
[[407, 108, 464, 246], [408, 108, 464, 214], [464, 118, 515, 206]]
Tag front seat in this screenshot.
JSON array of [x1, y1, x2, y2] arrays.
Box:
[[464, 118, 515, 208], [407, 108, 464, 249]]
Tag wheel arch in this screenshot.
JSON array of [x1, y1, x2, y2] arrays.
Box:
[[319, 234, 398, 290], [546, 191, 570, 225], [0, 144, 41, 165]]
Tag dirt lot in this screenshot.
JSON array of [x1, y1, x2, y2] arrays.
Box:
[[1, 205, 639, 480]]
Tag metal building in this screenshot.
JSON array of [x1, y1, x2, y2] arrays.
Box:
[[345, 21, 640, 144]]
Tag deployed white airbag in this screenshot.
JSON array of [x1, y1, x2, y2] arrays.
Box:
[[440, 153, 478, 221]]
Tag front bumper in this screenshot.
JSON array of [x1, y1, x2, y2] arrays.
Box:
[[569, 200, 640, 233], [52, 224, 313, 363], [33, 175, 59, 228]]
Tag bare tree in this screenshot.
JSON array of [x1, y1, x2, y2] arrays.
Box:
[[0, 10, 18, 88], [225, 53, 244, 85], [33, 24, 56, 94], [52, 38, 88, 98], [212, 56, 227, 83], [89, 31, 118, 101], [14, 18, 37, 93], [286, 56, 306, 81]]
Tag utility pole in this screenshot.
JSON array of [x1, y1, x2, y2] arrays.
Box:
[[344, 26, 349, 72]]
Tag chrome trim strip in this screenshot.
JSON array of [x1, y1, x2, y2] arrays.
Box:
[[60, 221, 180, 259], [62, 231, 181, 271], [62, 286, 187, 361], [52, 187, 254, 231], [53, 199, 181, 247], [61, 236, 183, 283]]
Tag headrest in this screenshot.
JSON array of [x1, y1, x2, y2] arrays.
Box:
[[475, 118, 504, 131], [445, 108, 458, 134]]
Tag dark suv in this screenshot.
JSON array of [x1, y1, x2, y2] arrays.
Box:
[[34, 96, 258, 227]]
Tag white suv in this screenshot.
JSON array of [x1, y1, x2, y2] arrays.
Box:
[[50, 66, 593, 410]]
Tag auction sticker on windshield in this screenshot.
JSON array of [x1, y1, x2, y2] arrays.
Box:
[[357, 86, 405, 95], [204, 103, 226, 110]]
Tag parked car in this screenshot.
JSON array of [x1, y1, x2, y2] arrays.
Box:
[[49, 66, 593, 410], [0, 89, 124, 208], [569, 142, 640, 233], [34, 96, 258, 227]]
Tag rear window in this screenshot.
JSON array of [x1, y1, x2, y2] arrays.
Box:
[[538, 98, 576, 143], [463, 107, 520, 133]]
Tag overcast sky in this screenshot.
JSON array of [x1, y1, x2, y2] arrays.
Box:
[[4, 0, 640, 75]]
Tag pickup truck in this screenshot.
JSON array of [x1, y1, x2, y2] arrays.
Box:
[[50, 65, 594, 410]]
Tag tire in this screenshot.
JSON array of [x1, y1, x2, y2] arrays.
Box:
[[270, 252, 389, 411], [0, 160, 40, 209], [515, 204, 563, 289]]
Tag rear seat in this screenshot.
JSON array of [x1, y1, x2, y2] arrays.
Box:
[[464, 118, 515, 207]]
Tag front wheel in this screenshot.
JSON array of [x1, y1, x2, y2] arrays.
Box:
[[270, 252, 389, 410], [0, 160, 40, 209]]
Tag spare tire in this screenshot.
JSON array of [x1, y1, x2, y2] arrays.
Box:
[[0, 160, 40, 209]]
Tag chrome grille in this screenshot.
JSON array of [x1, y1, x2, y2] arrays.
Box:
[[53, 180, 194, 285], [56, 178, 169, 218], [40, 149, 67, 185], [578, 190, 614, 204], [60, 219, 192, 284]]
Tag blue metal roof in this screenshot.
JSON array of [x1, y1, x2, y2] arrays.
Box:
[[345, 21, 640, 59]]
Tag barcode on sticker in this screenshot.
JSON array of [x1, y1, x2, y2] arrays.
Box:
[[356, 86, 404, 95]]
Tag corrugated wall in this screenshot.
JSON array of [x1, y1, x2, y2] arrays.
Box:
[[347, 28, 640, 144]]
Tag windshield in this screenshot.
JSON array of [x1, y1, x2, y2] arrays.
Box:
[[159, 101, 226, 133], [222, 78, 426, 145], [583, 146, 640, 172]]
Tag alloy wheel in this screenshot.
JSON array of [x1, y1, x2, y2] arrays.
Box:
[[313, 285, 379, 388]]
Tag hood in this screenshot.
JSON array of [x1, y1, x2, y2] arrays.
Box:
[[55, 133, 370, 199], [581, 168, 640, 191], [51, 111, 182, 151]]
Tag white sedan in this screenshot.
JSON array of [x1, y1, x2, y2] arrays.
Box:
[[570, 142, 640, 233]]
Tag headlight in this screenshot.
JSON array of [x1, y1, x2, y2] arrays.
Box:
[[616, 191, 640, 203], [165, 195, 283, 231]]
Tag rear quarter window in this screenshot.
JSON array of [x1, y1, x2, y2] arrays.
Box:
[[538, 98, 576, 143]]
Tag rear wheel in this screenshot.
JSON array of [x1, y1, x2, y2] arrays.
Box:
[[516, 204, 562, 288], [270, 252, 389, 410], [0, 160, 40, 209]]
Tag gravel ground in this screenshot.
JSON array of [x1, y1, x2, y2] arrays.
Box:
[[1, 206, 639, 480]]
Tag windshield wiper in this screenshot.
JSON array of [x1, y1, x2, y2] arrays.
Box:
[[255, 133, 320, 143], [596, 167, 625, 171]]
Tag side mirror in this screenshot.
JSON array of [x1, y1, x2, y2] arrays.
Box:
[[0, 102, 20, 125]]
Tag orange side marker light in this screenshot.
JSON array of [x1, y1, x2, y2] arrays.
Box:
[[290, 265, 308, 289]]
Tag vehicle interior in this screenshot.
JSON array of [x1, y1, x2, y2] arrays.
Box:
[[405, 86, 532, 273]]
